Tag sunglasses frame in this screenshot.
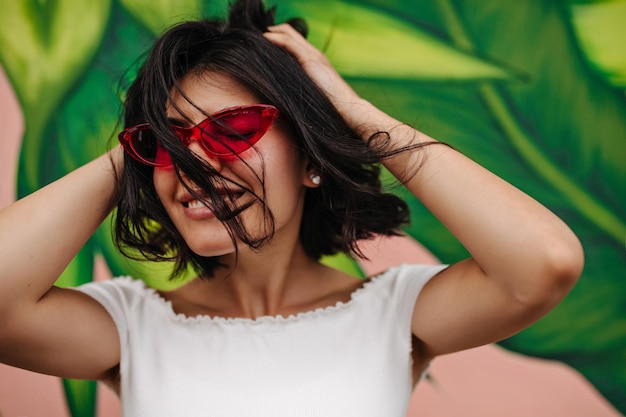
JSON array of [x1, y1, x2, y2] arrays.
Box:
[[118, 104, 280, 167]]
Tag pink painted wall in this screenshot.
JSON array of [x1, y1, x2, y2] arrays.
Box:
[[0, 66, 621, 417]]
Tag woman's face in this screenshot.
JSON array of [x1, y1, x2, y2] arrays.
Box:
[[153, 71, 312, 258]]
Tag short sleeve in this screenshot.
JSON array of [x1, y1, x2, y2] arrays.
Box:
[[75, 277, 141, 360], [385, 264, 449, 334]]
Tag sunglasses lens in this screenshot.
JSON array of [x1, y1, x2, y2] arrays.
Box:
[[202, 109, 267, 155], [128, 128, 171, 166]]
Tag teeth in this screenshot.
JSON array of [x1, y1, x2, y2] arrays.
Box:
[[184, 192, 244, 209], [187, 200, 206, 209]]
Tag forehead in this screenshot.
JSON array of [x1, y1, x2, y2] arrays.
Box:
[[167, 71, 261, 122]]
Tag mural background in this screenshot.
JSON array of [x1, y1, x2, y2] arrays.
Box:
[[0, 0, 624, 416]]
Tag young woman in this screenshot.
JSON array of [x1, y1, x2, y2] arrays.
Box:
[[0, 0, 583, 415]]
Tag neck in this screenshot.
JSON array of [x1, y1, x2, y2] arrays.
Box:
[[207, 238, 323, 319]]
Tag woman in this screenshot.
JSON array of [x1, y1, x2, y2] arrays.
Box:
[[0, 0, 583, 415]]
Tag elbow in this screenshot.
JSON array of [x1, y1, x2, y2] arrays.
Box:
[[549, 230, 584, 287], [515, 233, 584, 310]]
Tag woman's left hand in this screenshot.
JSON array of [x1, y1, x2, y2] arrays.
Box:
[[264, 24, 366, 120]]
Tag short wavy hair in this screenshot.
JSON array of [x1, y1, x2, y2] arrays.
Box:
[[114, 0, 416, 279]]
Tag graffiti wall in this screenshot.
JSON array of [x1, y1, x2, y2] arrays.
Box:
[[0, 0, 624, 416]]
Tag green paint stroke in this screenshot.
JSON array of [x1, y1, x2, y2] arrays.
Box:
[[0, 0, 112, 194], [285, 1, 517, 81], [569, 0, 626, 88], [119, 0, 202, 34], [62, 378, 97, 417]]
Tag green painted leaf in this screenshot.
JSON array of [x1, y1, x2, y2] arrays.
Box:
[[276, 0, 518, 81], [62, 379, 97, 417], [568, 0, 626, 88], [438, 0, 626, 239], [0, 0, 111, 195], [119, 0, 202, 34], [321, 253, 364, 278]]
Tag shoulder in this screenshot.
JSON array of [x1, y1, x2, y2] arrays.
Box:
[[377, 263, 449, 279], [369, 263, 449, 295], [76, 276, 151, 304], [74, 277, 166, 329], [355, 263, 449, 320], [78, 276, 147, 291]]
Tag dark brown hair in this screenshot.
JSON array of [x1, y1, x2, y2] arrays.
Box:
[[115, 0, 415, 279]]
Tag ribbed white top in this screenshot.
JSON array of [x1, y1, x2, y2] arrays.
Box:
[[79, 263, 447, 417]]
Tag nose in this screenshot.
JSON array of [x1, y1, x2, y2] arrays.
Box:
[[187, 138, 222, 171]]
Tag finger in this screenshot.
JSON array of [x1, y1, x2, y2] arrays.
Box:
[[266, 24, 319, 50], [264, 30, 309, 52], [264, 29, 325, 64], [266, 23, 302, 37]]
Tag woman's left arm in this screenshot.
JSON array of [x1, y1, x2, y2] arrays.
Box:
[[265, 24, 584, 358]]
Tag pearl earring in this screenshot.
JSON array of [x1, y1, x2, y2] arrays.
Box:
[[310, 174, 321, 185]]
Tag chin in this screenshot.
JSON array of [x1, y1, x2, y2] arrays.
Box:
[[182, 233, 236, 258], [188, 243, 236, 258]]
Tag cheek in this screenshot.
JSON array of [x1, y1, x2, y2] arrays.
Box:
[[235, 132, 305, 182], [153, 168, 178, 204], [264, 147, 308, 204], [255, 148, 306, 190]]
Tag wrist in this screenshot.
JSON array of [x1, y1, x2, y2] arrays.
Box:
[[108, 145, 125, 173]]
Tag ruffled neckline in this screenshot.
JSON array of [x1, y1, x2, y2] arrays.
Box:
[[119, 266, 400, 326]]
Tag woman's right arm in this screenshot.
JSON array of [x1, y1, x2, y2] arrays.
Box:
[[0, 148, 123, 380]]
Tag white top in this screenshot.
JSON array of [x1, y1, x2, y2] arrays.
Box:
[[78, 263, 447, 417]]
